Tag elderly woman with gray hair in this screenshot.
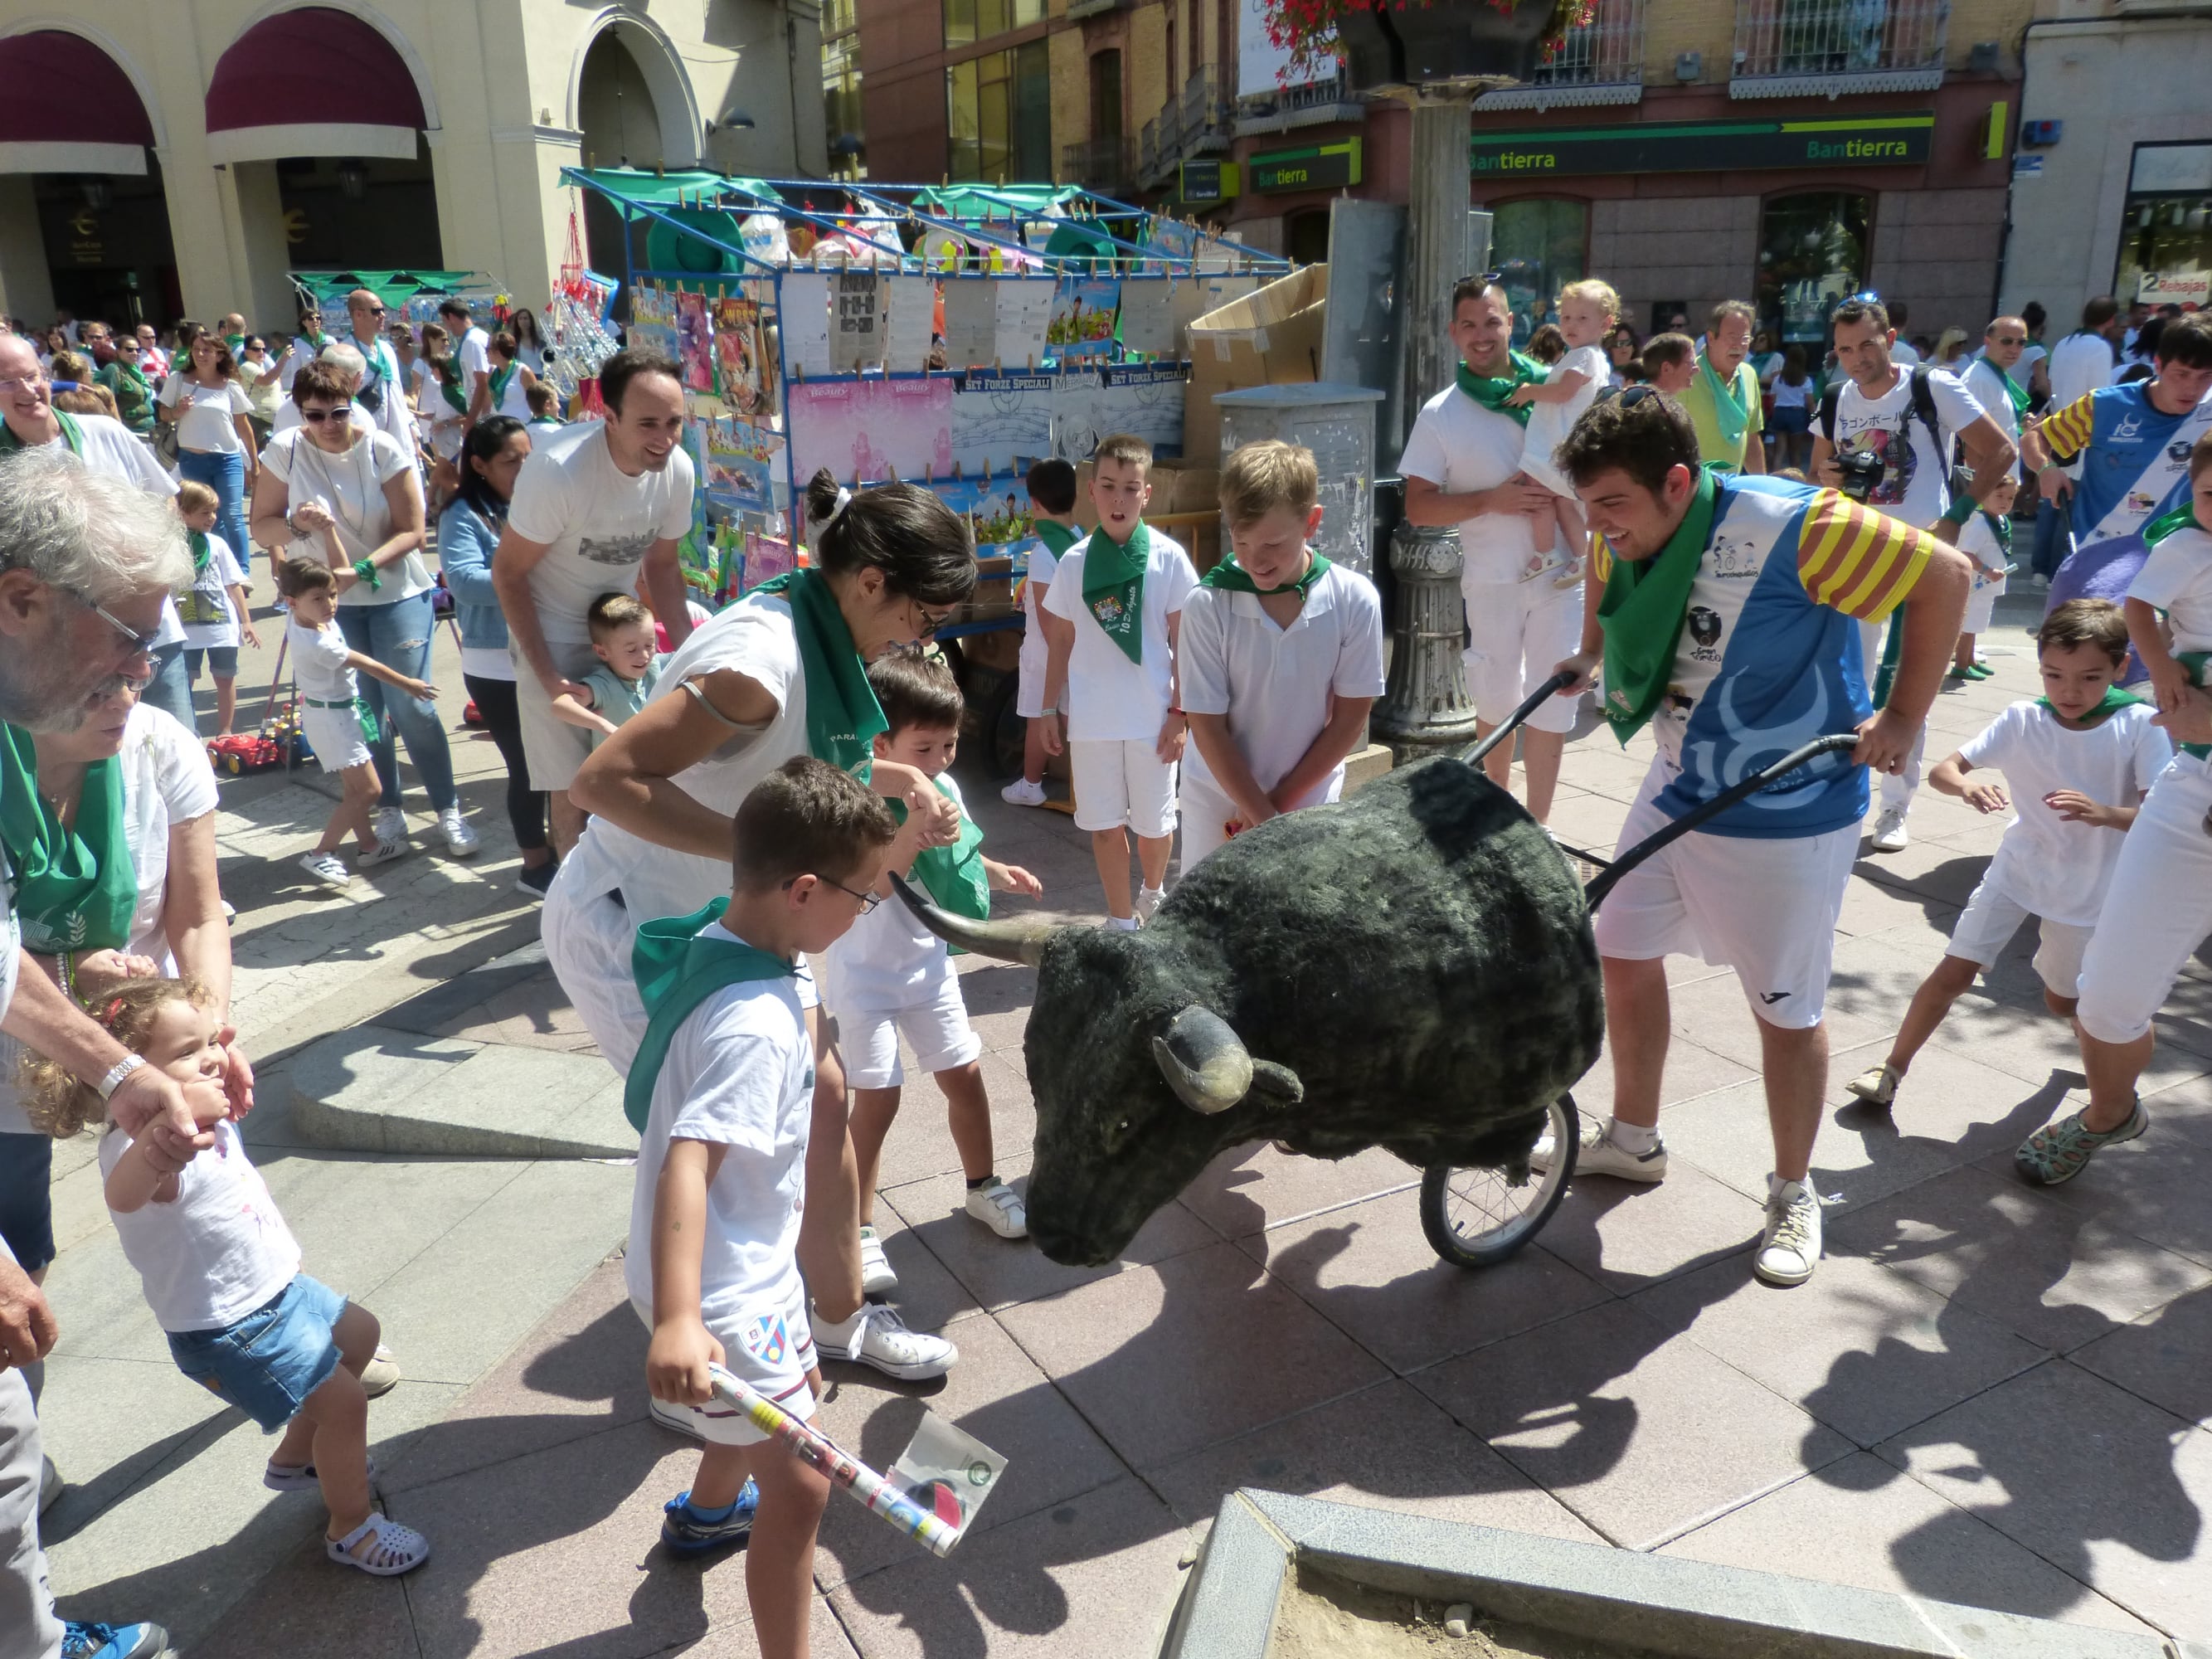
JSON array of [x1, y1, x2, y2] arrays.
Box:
[[0, 443, 226, 1659]]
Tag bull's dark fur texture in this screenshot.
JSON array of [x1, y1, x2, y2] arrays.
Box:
[[1023, 757, 1605, 1265]]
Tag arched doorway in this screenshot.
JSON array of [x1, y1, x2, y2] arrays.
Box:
[[0, 27, 178, 328], [576, 16, 704, 285]]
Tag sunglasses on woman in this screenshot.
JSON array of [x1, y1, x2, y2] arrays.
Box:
[[299, 405, 353, 424]]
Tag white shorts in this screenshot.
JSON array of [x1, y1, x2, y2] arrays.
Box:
[[300, 702, 372, 774], [2077, 753, 2212, 1044], [513, 637, 604, 793], [839, 971, 982, 1089], [633, 1280, 815, 1447], [1947, 875, 2094, 998], [1071, 738, 1177, 837], [1462, 579, 1582, 737], [1963, 579, 2002, 636], [1592, 760, 1860, 1029], [1015, 630, 1059, 720]]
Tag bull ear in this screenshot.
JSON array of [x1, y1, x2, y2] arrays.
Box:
[[1152, 1006, 1254, 1115], [1249, 1060, 1303, 1107]]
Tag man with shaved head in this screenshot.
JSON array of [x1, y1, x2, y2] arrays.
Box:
[[1965, 315, 2031, 480], [343, 288, 416, 453]]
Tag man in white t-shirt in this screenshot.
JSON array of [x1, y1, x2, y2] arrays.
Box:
[[1964, 315, 2031, 480], [278, 307, 328, 393], [342, 289, 415, 454], [2048, 297, 2122, 415], [440, 299, 492, 424], [1887, 301, 1920, 366], [494, 349, 698, 854], [1397, 276, 1580, 825]]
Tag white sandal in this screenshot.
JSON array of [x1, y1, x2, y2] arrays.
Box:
[[327, 1512, 430, 1576], [265, 1452, 376, 1493]]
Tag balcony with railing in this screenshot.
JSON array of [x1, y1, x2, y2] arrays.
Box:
[[1063, 134, 1135, 192], [1731, 0, 1950, 97], [1136, 69, 1236, 188], [1473, 0, 1646, 111], [1234, 67, 1368, 136]]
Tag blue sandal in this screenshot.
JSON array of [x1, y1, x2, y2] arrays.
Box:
[[2015, 1099, 2147, 1185], [660, 1480, 761, 1554]]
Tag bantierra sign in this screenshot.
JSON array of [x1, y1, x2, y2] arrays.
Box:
[[1471, 114, 1934, 178]]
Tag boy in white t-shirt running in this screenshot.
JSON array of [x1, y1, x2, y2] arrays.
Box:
[[1002, 457, 1079, 808], [1505, 279, 1618, 584], [281, 562, 435, 887], [821, 653, 1042, 1296], [630, 758, 897, 1637], [1179, 440, 1387, 868], [1847, 601, 2170, 1109], [174, 479, 259, 736], [1040, 434, 1200, 927]]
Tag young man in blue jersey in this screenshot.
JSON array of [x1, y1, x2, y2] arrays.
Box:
[[1540, 390, 1971, 1286]]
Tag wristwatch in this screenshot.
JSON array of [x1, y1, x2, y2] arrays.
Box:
[[95, 1054, 147, 1102]]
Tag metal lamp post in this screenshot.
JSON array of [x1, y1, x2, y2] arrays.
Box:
[[1373, 520, 1480, 761]]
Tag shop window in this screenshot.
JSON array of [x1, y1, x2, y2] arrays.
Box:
[[945, 0, 1045, 50], [1091, 49, 1123, 142], [1757, 191, 1871, 349], [948, 41, 1052, 182], [1286, 208, 1330, 265], [2115, 144, 2212, 311], [823, 0, 865, 180], [1490, 199, 1587, 346]]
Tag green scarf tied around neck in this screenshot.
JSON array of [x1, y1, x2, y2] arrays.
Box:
[[0, 725, 136, 955], [2037, 684, 2143, 725], [2142, 502, 2202, 552], [623, 898, 799, 1133], [1456, 352, 1548, 429], [1202, 551, 1332, 598], [1596, 465, 1726, 745], [0, 409, 82, 457], [892, 779, 989, 944], [1697, 356, 1754, 455], [748, 569, 887, 780], [489, 362, 518, 409], [1987, 359, 2030, 421], [1033, 519, 1081, 559], [437, 360, 467, 415], [1082, 520, 1151, 665]]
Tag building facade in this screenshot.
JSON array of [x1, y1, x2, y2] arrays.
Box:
[[1996, 5, 2212, 334], [0, 0, 829, 333]]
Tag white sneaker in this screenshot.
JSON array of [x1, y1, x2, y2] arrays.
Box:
[[1869, 808, 1909, 853], [814, 1303, 957, 1380], [299, 850, 353, 887], [372, 805, 408, 846], [438, 805, 479, 856], [1101, 914, 1140, 932], [1530, 1115, 1667, 1182], [357, 837, 410, 869], [1755, 1175, 1823, 1286], [1000, 776, 1048, 807], [964, 1180, 1028, 1238], [649, 1395, 707, 1440], [858, 1225, 899, 1296], [1134, 885, 1166, 923]]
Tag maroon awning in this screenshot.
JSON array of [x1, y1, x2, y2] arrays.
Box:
[[0, 31, 156, 173], [205, 7, 427, 162]]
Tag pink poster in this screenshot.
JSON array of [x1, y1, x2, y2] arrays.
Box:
[[786, 377, 953, 486], [675, 290, 714, 392]]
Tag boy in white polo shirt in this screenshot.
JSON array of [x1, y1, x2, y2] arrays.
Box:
[[1179, 440, 1387, 868], [1040, 434, 1199, 927]]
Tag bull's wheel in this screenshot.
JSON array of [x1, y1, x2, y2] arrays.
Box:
[[1419, 1095, 1578, 1268]]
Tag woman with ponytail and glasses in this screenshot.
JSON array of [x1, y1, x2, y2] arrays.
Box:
[[544, 467, 975, 1384]]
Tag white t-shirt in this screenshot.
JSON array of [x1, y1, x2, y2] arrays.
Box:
[[505, 424, 698, 646], [459, 326, 492, 386], [1179, 560, 1386, 805], [818, 775, 970, 1012], [1962, 356, 2024, 477], [2128, 523, 2212, 658], [345, 333, 416, 449], [177, 531, 250, 648], [158, 375, 252, 454], [1771, 376, 1812, 411], [278, 334, 325, 392], [557, 596, 806, 927], [101, 1119, 302, 1333], [288, 614, 357, 703], [2049, 332, 2117, 413], [1828, 366, 1987, 529], [0, 704, 219, 1134], [1041, 530, 1200, 742], [1958, 510, 2010, 584], [271, 399, 376, 441], [1522, 343, 1610, 493], [1957, 700, 2171, 926], [262, 427, 430, 605], [623, 932, 814, 1326], [1397, 383, 1569, 585], [491, 367, 535, 423], [1016, 536, 1062, 684]]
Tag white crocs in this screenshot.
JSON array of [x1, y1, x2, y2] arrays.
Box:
[[327, 1512, 430, 1576]]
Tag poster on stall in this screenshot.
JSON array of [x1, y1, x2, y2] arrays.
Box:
[[1049, 277, 1121, 360], [831, 271, 887, 372], [714, 296, 771, 416], [1098, 361, 1189, 459], [941, 280, 995, 369], [1117, 277, 1178, 357], [780, 271, 833, 377], [994, 278, 1056, 368], [742, 530, 795, 594], [706, 417, 781, 514], [676, 291, 715, 392], [787, 375, 951, 484], [933, 474, 1034, 557], [627, 285, 681, 368], [1048, 368, 1106, 464], [883, 275, 937, 372], [948, 368, 1056, 474]]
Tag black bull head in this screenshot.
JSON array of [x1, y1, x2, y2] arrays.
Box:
[[897, 758, 1605, 1266]]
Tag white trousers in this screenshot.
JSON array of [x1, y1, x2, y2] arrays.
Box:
[[2076, 754, 2212, 1044]]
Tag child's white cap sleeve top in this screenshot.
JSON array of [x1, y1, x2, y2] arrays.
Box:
[[2127, 523, 2212, 659], [287, 615, 357, 703], [1521, 343, 1612, 494], [100, 1120, 302, 1332], [1041, 533, 1199, 742]]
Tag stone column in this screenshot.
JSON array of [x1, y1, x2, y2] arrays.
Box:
[[0, 177, 56, 325], [1398, 91, 1474, 421], [1373, 520, 1480, 762]]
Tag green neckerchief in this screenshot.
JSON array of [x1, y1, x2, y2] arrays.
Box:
[[1981, 510, 2013, 561], [1596, 465, 1723, 744], [892, 778, 989, 940], [1696, 356, 1753, 455], [749, 569, 887, 778], [489, 362, 518, 408], [1202, 550, 1332, 598], [1033, 518, 1081, 558], [0, 409, 81, 456], [189, 528, 212, 576], [1081, 519, 1150, 664], [1456, 352, 1547, 428], [436, 360, 467, 414], [1985, 358, 2030, 421], [223, 333, 246, 357], [0, 725, 135, 954], [624, 898, 798, 1133], [2142, 503, 2202, 552], [2036, 685, 2143, 726]]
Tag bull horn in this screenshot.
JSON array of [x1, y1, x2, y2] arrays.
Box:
[[889, 872, 1065, 967], [1152, 1006, 1253, 1116]]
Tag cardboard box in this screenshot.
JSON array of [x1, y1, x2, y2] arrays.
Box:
[[1182, 265, 1329, 462]]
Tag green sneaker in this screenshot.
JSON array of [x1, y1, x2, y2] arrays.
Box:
[[2015, 1100, 2148, 1185]]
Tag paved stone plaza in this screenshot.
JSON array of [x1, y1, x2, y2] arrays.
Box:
[[33, 590, 2212, 1656]]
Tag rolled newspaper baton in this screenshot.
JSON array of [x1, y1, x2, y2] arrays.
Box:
[[705, 1363, 960, 1557]]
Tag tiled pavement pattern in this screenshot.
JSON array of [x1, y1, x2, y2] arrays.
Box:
[[41, 591, 2212, 1655]]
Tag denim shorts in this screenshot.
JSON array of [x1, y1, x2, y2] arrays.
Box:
[[168, 1272, 347, 1430], [185, 645, 240, 679], [0, 1131, 56, 1273]]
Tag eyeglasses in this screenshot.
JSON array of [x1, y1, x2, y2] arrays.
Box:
[[62, 587, 163, 658], [910, 599, 954, 639], [1991, 336, 2025, 346], [0, 374, 47, 396], [360, 305, 386, 318], [299, 405, 352, 424], [1846, 289, 1882, 304], [788, 873, 881, 913], [1459, 269, 1505, 290]]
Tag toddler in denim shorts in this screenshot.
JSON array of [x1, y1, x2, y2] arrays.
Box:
[[23, 976, 430, 1577]]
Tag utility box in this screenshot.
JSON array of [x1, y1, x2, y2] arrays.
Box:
[[1213, 382, 1387, 576]]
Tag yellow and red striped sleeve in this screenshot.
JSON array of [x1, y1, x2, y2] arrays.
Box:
[[1793, 490, 1937, 622], [2036, 392, 2098, 464]]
